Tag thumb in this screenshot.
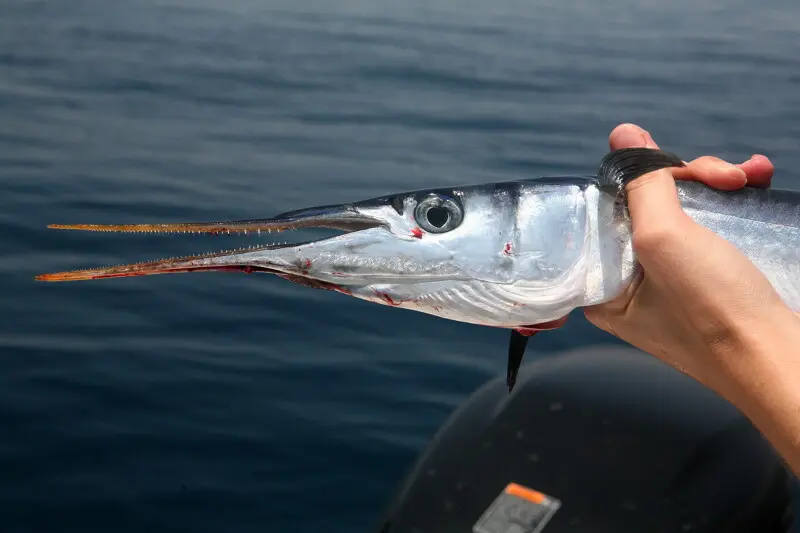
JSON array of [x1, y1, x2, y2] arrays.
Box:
[[625, 168, 687, 235]]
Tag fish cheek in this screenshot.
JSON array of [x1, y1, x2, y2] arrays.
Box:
[[516, 192, 589, 282]]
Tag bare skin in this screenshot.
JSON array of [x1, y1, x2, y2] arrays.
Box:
[[585, 123, 800, 475]]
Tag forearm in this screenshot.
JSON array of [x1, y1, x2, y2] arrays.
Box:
[[713, 309, 800, 476]]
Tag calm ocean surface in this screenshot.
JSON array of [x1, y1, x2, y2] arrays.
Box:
[[2, 0, 800, 531]]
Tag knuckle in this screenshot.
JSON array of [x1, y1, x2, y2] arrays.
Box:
[[583, 308, 613, 335], [690, 155, 725, 166], [632, 224, 680, 253], [583, 306, 602, 324]]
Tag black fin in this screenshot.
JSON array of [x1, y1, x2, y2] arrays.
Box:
[[507, 330, 532, 393], [598, 147, 685, 192]]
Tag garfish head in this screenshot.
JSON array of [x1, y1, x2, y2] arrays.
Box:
[[37, 147, 686, 393], [36, 180, 596, 326]]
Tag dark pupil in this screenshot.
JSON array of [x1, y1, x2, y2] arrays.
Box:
[[426, 206, 450, 228]]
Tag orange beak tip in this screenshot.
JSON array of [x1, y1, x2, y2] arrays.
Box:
[[35, 273, 65, 282]]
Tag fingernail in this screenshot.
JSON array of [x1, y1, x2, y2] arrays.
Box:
[[716, 160, 747, 179], [642, 131, 657, 148]]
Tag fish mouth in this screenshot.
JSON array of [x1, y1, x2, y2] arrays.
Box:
[[35, 204, 385, 282]]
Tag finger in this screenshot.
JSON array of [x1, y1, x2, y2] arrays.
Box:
[[737, 154, 773, 188], [609, 123, 660, 150], [671, 154, 773, 190], [672, 156, 746, 190], [625, 168, 686, 233], [608, 123, 773, 187]]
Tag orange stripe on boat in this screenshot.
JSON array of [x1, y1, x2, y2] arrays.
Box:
[[504, 483, 546, 504]]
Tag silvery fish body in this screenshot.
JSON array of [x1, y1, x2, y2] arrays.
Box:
[[36, 148, 800, 389], [676, 182, 800, 307], [38, 149, 800, 326], [298, 177, 636, 328], [265, 178, 800, 328], [38, 148, 800, 392]]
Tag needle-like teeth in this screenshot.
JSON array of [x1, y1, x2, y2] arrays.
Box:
[[39, 209, 373, 282], [34, 241, 295, 282], [47, 223, 287, 234]]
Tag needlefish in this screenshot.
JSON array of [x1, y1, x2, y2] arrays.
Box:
[[37, 148, 800, 391]]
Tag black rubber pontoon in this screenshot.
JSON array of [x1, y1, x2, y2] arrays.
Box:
[[375, 347, 794, 533]]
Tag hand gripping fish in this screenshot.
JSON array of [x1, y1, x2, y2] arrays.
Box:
[[37, 148, 800, 391]]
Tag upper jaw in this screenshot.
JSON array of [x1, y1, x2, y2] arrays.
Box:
[[35, 203, 390, 282], [36, 183, 471, 283]]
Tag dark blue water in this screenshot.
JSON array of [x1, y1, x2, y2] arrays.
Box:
[[2, 0, 800, 531]]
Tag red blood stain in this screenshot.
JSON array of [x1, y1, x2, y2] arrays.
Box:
[[503, 242, 512, 255], [79, 265, 272, 280], [303, 259, 312, 269], [90, 272, 146, 279], [382, 293, 399, 306], [277, 273, 352, 296], [243, 266, 253, 274], [411, 227, 423, 239], [513, 316, 569, 336], [373, 289, 401, 306]]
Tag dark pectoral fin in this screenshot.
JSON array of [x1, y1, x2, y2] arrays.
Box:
[[507, 317, 570, 393], [598, 148, 685, 192], [507, 330, 533, 393]]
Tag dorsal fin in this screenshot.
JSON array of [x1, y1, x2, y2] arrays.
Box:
[[596, 147, 685, 218], [598, 148, 685, 192]]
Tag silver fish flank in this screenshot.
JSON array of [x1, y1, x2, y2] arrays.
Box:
[[37, 149, 800, 390]]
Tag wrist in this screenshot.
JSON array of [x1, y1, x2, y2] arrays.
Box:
[[712, 306, 800, 393], [708, 307, 800, 470]]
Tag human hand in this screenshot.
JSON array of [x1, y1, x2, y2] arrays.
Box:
[[604, 123, 774, 188], [583, 124, 797, 394]]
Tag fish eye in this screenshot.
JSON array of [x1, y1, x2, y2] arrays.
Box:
[[414, 194, 463, 233]]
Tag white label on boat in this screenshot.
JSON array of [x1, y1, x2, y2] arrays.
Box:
[[472, 482, 561, 533]]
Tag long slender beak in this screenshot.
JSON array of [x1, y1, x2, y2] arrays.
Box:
[[36, 204, 385, 282]]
